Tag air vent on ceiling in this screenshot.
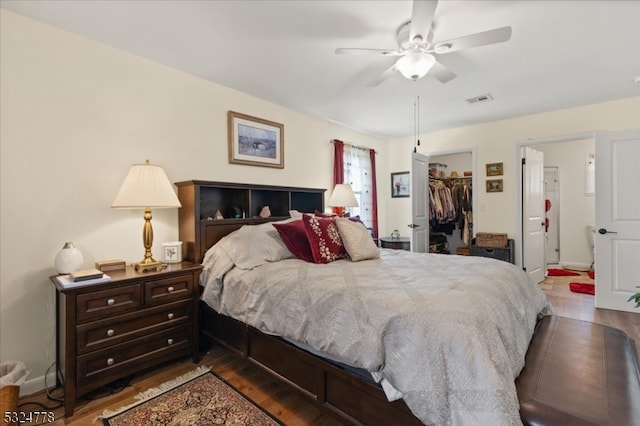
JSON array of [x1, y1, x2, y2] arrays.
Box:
[[466, 93, 494, 104]]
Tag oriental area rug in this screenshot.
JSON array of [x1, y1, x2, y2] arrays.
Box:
[[101, 366, 282, 426]]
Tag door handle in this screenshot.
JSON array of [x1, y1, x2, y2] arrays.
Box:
[[407, 224, 418, 228], [598, 228, 617, 235]]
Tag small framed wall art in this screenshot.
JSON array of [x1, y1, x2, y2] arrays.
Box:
[[486, 179, 504, 193], [228, 111, 284, 168], [486, 162, 503, 176], [391, 171, 410, 198]]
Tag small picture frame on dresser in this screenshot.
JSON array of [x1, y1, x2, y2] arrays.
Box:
[[162, 241, 183, 263]]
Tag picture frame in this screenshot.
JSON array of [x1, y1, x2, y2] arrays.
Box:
[[391, 171, 410, 198], [486, 162, 503, 176], [486, 179, 504, 193], [228, 111, 284, 168], [162, 241, 183, 264]]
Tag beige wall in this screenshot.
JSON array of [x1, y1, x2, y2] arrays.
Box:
[[0, 10, 387, 394], [385, 97, 640, 257]]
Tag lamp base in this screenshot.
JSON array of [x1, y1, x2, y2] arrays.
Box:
[[134, 259, 164, 272]]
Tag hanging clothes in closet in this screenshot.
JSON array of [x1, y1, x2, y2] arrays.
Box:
[[429, 178, 473, 244]]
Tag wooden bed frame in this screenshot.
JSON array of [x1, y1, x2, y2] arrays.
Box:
[[200, 303, 422, 425], [196, 220, 423, 425]]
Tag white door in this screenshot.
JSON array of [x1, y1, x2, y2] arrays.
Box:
[[411, 152, 430, 252], [594, 129, 640, 312], [544, 167, 560, 264], [523, 147, 546, 283]]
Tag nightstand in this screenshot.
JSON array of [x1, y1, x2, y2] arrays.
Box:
[[380, 237, 411, 251], [50, 261, 203, 418]]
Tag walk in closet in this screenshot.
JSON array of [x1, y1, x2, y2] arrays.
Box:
[[427, 152, 473, 255]]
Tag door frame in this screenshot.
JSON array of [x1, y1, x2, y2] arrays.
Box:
[[543, 166, 560, 265], [515, 132, 595, 269]]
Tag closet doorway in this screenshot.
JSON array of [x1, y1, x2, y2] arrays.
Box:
[[426, 150, 474, 255]]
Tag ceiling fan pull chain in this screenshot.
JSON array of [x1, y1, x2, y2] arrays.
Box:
[[417, 92, 421, 147], [415, 96, 419, 148]]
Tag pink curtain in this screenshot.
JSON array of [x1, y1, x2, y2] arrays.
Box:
[[369, 148, 379, 238]]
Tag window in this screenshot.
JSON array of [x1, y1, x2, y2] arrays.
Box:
[[333, 139, 378, 237]]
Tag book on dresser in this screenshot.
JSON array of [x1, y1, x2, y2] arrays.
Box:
[[55, 273, 111, 288], [69, 268, 104, 281], [95, 259, 126, 272]]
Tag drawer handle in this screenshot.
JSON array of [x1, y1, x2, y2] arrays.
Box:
[[106, 329, 115, 337], [107, 298, 115, 306], [106, 358, 115, 366], [167, 338, 174, 345], [167, 286, 174, 293], [167, 313, 174, 320]]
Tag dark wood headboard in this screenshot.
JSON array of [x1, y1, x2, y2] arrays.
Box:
[[176, 180, 325, 263]]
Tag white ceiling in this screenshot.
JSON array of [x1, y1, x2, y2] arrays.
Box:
[[2, 0, 639, 139]]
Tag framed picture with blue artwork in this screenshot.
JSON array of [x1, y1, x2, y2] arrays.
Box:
[[228, 111, 284, 168]]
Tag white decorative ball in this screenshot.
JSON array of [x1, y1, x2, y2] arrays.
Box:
[[54, 242, 84, 274]]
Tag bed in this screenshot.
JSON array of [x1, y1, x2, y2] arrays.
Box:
[[197, 218, 552, 425]]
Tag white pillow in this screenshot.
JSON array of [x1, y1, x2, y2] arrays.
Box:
[[335, 217, 379, 261], [289, 209, 303, 219], [219, 220, 294, 269]]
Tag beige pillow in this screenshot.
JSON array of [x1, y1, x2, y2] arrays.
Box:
[[335, 217, 379, 261]]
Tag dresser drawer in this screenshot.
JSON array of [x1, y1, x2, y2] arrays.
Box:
[[76, 324, 191, 388], [76, 300, 192, 355], [145, 274, 193, 306], [76, 284, 142, 323]]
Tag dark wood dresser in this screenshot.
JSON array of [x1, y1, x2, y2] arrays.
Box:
[[50, 262, 202, 417]]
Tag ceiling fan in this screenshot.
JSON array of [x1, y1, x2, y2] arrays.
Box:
[[335, 0, 512, 86]]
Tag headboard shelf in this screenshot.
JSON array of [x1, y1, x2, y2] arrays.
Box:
[[176, 180, 325, 263]]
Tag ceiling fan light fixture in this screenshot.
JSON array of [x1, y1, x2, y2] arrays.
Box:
[[396, 51, 435, 80]]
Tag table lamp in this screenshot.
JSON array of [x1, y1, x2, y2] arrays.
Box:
[[328, 184, 358, 217], [112, 160, 181, 272]]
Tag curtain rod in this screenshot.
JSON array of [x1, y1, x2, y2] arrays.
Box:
[[330, 140, 377, 154]]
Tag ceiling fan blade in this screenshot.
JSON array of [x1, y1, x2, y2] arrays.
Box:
[[429, 60, 456, 83], [434, 26, 512, 53], [409, 0, 438, 44], [335, 47, 403, 56], [366, 63, 398, 87]]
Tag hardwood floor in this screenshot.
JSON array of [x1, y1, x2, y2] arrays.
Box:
[[17, 270, 639, 425], [541, 270, 640, 358]]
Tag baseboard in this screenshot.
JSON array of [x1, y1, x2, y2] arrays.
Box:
[[19, 371, 57, 397], [560, 261, 591, 272]]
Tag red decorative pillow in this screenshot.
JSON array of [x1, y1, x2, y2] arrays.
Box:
[[273, 220, 314, 262], [302, 214, 346, 263]]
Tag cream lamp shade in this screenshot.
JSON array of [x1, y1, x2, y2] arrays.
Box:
[[112, 160, 181, 209], [112, 160, 181, 272], [396, 50, 436, 80], [328, 184, 359, 209]]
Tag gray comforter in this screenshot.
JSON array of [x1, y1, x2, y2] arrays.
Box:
[[200, 223, 552, 425]]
